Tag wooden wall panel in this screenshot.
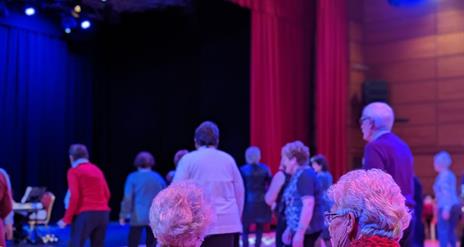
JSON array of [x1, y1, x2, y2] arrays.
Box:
[[438, 78, 464, 100], [395, 126, 437, 147], [436, 32, 464, 55], [438, 124, 464, 146], [349, 22, 363, 43], [390, 81, 436, 104], [438, 102, 464, 124], [438, 55, 464, 78], [393, 103, 437, 125], [414, 155, 435, 176], [366, 36, 436, 64], [369, 58, 436, 82], [350, 42, 364, 63], [437, 10, 464, 34]]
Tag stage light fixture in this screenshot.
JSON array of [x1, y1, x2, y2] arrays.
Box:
[[65, 28, 71, 34], [80, 20, 91, 29], [74, 5, 81, 13], [25, 7, 35, 16]]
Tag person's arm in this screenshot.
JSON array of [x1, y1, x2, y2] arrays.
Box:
[[172, 158, 189, 183], [363, 143, 385, 170], [293, 196, 315, 246], [62, 169, 80, 225], [119, 175, 133, 224], [292, 170, 316, 247], [265, 171, 285, 206], [232, 161, 245, 216]]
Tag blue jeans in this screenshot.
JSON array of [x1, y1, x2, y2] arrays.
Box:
[[438, 205, 460, 247]]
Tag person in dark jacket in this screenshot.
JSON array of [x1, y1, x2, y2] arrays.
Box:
[[240, 146, 272, 247]]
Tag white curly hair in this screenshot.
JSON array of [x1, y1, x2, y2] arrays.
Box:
[[328, 169, 411, 240], [149, 180, 213, 247]]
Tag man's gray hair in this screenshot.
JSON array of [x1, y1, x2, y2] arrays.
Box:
[[362, 102, 395, 131]]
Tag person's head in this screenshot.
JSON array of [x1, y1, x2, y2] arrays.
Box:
[[149, 181, 213, 247], [174, 149, 189, 167], [281, 141, 310, 175], [245, 146, 261, 164], [360, 102, 395, 142], [433, 151, 452, 172], [134, 151, 155, 169], [327, 169, 411, 246], [311, 154, 329, 173], [69, 144, 89, 163], [194, 121, 219, 148]]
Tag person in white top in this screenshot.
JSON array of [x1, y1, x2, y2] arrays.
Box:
[[173, 121, 245, 247]]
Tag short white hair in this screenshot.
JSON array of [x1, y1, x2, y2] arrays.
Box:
[[245, 146, 261, 164], [149, 181, 213, 247], [434, 151, 452, 169], [328, 169, 411, 240], [362, 102, 395, 131]]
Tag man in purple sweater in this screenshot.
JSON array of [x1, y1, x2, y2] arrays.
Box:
[[360, 102, 415, 247]]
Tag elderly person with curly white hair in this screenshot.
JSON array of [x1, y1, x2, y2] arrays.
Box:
[[433, 151, 460, 247], [326, 169, 411, 247], [149, 181, 213, 247]]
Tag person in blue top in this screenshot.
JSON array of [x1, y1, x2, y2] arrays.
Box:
[[310, 154, 333, 247], [281, 141, 324, 247], [433, 151, 460, 247], [119, 151, 166, 247], [240, 146, 272, 247]]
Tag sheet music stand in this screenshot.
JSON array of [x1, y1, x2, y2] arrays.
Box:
[[21, 187, 46, 204]]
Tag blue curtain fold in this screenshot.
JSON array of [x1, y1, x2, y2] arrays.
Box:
[[0, 20, 93, 219]]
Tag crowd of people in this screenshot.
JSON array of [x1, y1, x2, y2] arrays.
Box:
[[0, 101, 462, 247]]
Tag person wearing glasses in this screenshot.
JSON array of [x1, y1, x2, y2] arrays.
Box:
[[326, 169, 411, 247], [360, 102, 415, 247], [280, 141, 324, 247]]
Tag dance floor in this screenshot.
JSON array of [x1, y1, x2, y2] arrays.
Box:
[[6, 222, 446, 247]]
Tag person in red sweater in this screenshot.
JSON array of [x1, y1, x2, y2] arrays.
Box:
[[0, 171, 12, 247], [58, 144, 110, 247]]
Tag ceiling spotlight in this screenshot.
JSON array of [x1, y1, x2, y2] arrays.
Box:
[[65, 28, 71, 34], [101, 0, 107, 2], [74, 5, 81, 13], [25, 7, 35, 16], [80, 20, 91, 29]]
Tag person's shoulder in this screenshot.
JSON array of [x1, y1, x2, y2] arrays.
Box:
[[216, 149, 236, 162]]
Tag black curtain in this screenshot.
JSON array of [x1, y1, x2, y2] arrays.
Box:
[[92, 0, 250, 219], [0, 14, 93, 220]]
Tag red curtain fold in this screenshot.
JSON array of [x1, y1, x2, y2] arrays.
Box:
[[315, 0, 349, 180], [230, 0, 348, 177], [230, 0, 313, 173]]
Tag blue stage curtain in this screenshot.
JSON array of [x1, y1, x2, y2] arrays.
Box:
[[0, 17, 93, 219]]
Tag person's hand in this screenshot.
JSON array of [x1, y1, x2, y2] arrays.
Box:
[[292, 230, 304, 247], [442, 210, 450, 220], [4, 224, 13, 240], [57, 219, 67, 228], [282, 227, 292, 245], [119, 218, 126, 226]]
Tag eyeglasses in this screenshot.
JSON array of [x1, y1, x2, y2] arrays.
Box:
[[359, 116, 372, 126], [324, 212, 343, 225]]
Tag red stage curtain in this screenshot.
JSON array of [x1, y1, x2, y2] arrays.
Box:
[[229, 0, 314, 173], [315, 0, 348, 180]]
